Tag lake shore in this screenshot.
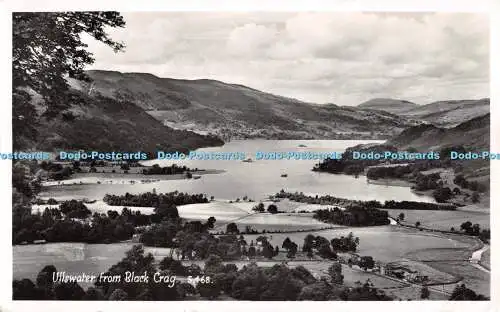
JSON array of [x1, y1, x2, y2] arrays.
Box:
[[41, 169, 224, 187], [367, 178, 413, 187]]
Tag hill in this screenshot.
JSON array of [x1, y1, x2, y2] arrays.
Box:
[[15, 90, 224, 154], [387, 113, 490, 151], [69, 70, 421, 140], [358, 98, 418, 114], [401, 98, 490, 127]]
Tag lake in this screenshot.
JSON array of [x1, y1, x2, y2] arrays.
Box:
[[39, 140, 435, 203]]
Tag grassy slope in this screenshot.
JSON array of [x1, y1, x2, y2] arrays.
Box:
[[387, 114, 490, 151], [401, 99, 490, 127], [383, 209, 490, 232], [23, 91, 224, 154], [70, 70, 419, 139]]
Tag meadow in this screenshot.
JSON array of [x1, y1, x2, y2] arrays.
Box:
[[382, 208, 490, 232]]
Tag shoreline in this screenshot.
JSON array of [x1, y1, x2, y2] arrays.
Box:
[[41, 169, 225, 187], [367, 178, 413, 188]]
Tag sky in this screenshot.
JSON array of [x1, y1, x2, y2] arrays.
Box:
[[85, 12, 489, 106]]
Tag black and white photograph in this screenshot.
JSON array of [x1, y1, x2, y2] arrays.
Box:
[[6, 3, 494, 305]]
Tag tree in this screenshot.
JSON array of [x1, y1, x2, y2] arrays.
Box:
[[177, 282, 196, 298], [53, 281, 85, 300], [252, 202, 265, 212], [472, 223, 481, 235], [248, 246, 256, 258], [197, 280, 221, 299], [358, 256, 375, 271], [432, 187, 453, 203], [479, 229, 490, 242], [328, 263, 344, 285], [420, 286, 430, 299], [108, 288, 128, 300], [13, 12, 126, 147], [204, 255, 224, 275], [206, 216, 217, 229], [13, 278, 42, 300], [267, 204, 278, 214], [298, 280, 339, 300], [262, 242, 276, 259], [449, 284, 487, 300], [471, 192, 480, 203], [36, 265, 57, 289], [282, 237, 293, 250], [226, 222, 239, 234], [460, 221, 473, 234], [286, 242, 298, 258], [398, 213, 405, 222], [303, 234, 315, 252], [83, 287, 105, 300]]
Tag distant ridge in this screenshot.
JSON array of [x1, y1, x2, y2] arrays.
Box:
[[357, 98, 418, 114], [65, 70, 420, 140], [401, 98, 490, 127]]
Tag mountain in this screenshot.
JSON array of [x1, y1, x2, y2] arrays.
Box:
[[16, 90, 224, 154], [400, 98, 490, 127], [69, 70, 421, 140], [387, 113, 490, 151], [358, 98, 418, 114]]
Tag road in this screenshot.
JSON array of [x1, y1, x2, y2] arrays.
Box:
[[470, 244, 490, 273]]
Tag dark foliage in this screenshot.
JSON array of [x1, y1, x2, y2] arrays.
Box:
[[103, 191, 208, 207], [142, 164, 191, 175], [13, 12, 125, 148], [449, 284, 488, 301], [313, 205, 390, 227]]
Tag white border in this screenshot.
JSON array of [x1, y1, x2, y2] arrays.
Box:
[[0, 0, 497, 311], [1, 0, 492, 12]]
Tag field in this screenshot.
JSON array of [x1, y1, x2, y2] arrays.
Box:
[[481, 248, 490, 270], [13, 242, 136, 288], [425, 261, 490, 297], [13, 241, 452, 300], [270, 199, 343, 212], [215, 213, 339, 232], [401, 233, 489, 297], [24, 193, 489, 299], [243, 226, 471, 262], [33, 201, 255, 222], [383, 208, 490, 232]]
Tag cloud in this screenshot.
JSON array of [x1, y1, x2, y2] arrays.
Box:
[[85, 12, 489, 105]]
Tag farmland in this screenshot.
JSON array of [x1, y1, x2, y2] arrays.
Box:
[[383, 208, 490, 232]]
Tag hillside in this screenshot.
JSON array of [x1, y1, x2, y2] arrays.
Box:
[[69, 70, 421, 140], [15, 90, 224, 155], [358, 98, 418, 114], [401, 98, 490, 127], [387, 113, 490, 151]]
